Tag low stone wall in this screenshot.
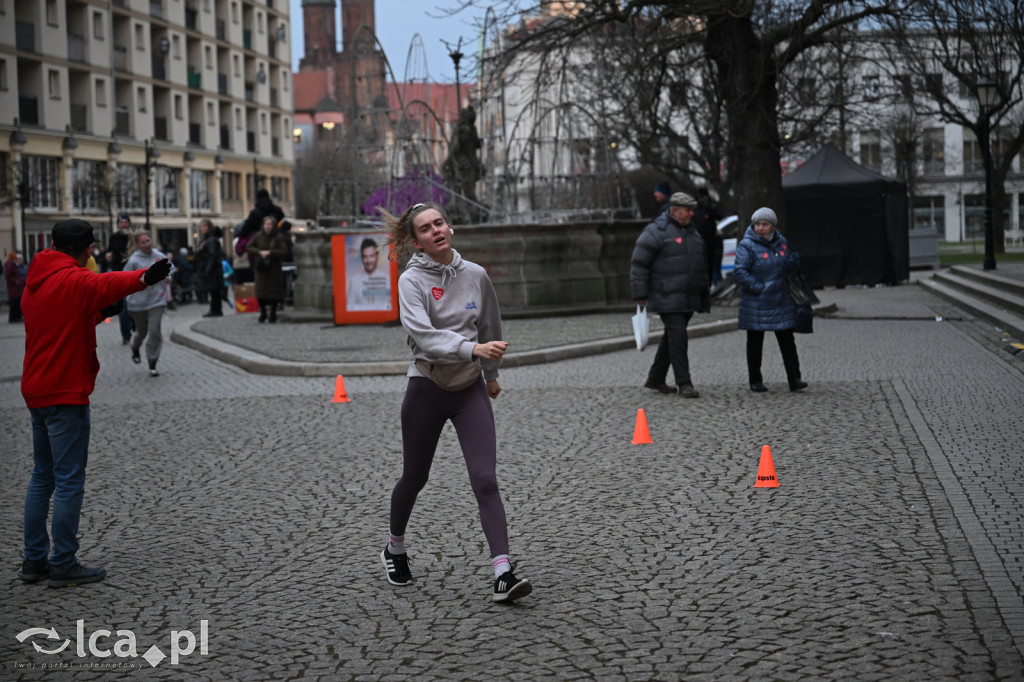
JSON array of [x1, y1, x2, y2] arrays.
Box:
[[292, 219, 647, 315]]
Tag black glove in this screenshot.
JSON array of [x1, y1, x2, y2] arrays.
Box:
[[100, 299, 124, 318], [143, 258, 172, 285]]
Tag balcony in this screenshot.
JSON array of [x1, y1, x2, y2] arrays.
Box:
[[246, 131, 255, 153], [185, 7, 198, 30], [268, 38, 276, 60], [189, 123, 201, 146], [187, 68, 202, 89], [270, 88, 277, 107], [218, 73, 228, 95], [70, 104, 88, 133], [154, 116, 168, 141], [220, 125, 230, 150], [152, 55, 167, 81], [16, 21, 35, 52], [114, 45, 129, 71], [150, 1, 163, 18], [271, 137, 279, 156], [114, 108, 131, 137], [19, 96, 39, 126], [68, 33, 86, 62], [216, 20, 225, 41], [244, 82, 254, 102], [243, 29, 251, 51]]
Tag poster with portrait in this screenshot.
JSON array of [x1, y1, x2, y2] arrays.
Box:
[[331, 233, 399, 324]]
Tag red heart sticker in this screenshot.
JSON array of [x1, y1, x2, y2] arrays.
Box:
[[431, 287, 444, 300], [762, 252, 770, 259], [675, 237, 683, 244]]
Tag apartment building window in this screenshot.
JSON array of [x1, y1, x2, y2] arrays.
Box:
[[95, 78, 106, 106], [155, 167, 180, 211], [235, 108, 242, 130], [923, 73, 942, 99], [46, 0, 58, 26], [175, 94, 183, 119], [221, 171, 240, 200], [72, 160, 106, 211], [135, 24, 145, 51], [173, 35, 181, 59], [190, 170, 211, 210], [863, 74, 880, 100], [271, 176, 288, 202], [48, 70, 60, 99], [963, 129, 982, 174], [0, 59, 7, 91], [233, 54, 240, 77], [205, 45, 213, 69], [231, 1, 239, 23], [261, 112, 267, 134], [93, 11, 104, 40], [859, 130, 881, 172], [257, 11, 264, 33], [207, 101, 215, 124], [21, 156, 62, 210], [137, 86, 147, 112], [281, 72, 288, 91], [922, 128, 944, 174], [894, 74, 912, 101]]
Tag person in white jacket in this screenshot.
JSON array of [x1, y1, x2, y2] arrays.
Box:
[[377, 202, 532, 603], [124, 232, 174, 377]]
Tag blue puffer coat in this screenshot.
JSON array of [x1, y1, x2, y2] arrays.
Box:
[[629, 211, 709, 314], [733, 225, 799, 331]]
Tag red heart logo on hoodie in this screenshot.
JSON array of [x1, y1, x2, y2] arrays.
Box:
[[431, 287, 444, 300], [675, 237, 682, 244]]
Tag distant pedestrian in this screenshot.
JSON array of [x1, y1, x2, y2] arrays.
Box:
[[246, 215, 287, 323], [124, 232, 173, 377], [379, 201, 532, 603], [195, 218, 225, 317], [5, 252, 25, 322], [20, 219, 170, 587], [732, 207, 808, 393], [105, 214, 135, 344], [692, 187, 724, 288], [653, 183, 672, 217], [631, 191, 710, 398]]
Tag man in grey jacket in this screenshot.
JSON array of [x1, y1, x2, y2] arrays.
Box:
[[630, 191, 710, 398]]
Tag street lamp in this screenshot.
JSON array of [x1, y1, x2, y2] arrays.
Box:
[[144, 139, 160, 231], [444, 37, 465, 113], [975, 72, 998, 270]]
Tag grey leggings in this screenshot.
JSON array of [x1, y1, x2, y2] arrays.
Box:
[[389, 376, 509, 557], [129, 307, 164, 364]]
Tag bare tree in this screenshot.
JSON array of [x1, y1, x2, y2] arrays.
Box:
[[458, 1, 897, 225], [881, 0, 1024, 258]]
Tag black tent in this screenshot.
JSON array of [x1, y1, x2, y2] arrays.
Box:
[[782, 143, 909, 287]]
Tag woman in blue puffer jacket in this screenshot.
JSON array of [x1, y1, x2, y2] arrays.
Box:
[[732, 207, 808, 393]]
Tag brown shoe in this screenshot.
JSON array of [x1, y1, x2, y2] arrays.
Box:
[[679, 382, 699, 398], [644, 380, 676, 394]]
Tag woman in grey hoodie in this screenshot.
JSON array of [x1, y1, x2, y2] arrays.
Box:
[[378, 202, 532, 603]]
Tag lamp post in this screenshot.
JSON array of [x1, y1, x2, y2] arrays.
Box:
[[444, 37, 465, 112], [144, 139, 160, 231], [975, 72, 997, 270]]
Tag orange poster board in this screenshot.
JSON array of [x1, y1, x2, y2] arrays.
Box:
[[331, 233, 399, 324]]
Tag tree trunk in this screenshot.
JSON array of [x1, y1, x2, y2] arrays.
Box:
[[705, 13, 785, 229]]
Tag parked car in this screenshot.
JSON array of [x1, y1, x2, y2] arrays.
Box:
[[717, 214, 741, 275]]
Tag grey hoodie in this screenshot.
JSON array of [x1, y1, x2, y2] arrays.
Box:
[[399, 249, 503, 381]]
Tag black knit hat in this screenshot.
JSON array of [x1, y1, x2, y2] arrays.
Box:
[[52, 219, 97, 250]]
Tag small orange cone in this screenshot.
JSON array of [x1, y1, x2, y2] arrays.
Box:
[[631, 409, 652, 444], [332, 375, 351, 403], [754, 445, 779, 487]]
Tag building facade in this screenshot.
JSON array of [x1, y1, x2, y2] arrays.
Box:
[[0, 0, 295, 260]]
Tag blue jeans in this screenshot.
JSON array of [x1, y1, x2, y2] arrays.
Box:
[[648, 312, 694, 386], [25, 405, 91, 568]]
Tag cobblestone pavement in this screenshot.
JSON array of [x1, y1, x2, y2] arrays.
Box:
[[0, 277, 1022, 680]]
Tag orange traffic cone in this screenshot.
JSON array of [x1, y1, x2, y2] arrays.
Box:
[[631, 408, 652, 444], [754, 445, 779, 487], [332, 375, 351, 403]]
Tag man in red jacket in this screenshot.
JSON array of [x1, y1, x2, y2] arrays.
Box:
[[19, 219, 170, 588]]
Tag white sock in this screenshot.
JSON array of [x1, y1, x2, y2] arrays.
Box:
[[492, 554, 511, 578], [388, 533, 405, 555]]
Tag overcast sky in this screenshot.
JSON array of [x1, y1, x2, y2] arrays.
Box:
[[287, 0, 488, 83]]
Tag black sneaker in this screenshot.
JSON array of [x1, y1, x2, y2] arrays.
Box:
[[47, 562, 106, 588], [19, 558, 50, 583], [381, 547, 413, 586], [493, 563, 532, 603], [131, 349, 141, 364]]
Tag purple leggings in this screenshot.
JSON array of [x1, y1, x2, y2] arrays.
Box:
[[389, 377, 509, 557]]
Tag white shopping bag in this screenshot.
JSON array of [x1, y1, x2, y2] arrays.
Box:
[[632, 305, 649, 351]]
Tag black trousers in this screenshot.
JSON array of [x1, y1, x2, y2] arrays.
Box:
[[648, 312, 694, 386], [746, 329, 801, 384]]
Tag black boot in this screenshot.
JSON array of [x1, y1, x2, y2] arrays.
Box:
[[268, 303, 278, 323], [258, 300, 267, 323]]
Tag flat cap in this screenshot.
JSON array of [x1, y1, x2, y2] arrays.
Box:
[[52, 219, 97, 250], [669, 192, 697, 207]]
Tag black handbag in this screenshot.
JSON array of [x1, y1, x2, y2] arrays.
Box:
[[787, 270, 819, 306]]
